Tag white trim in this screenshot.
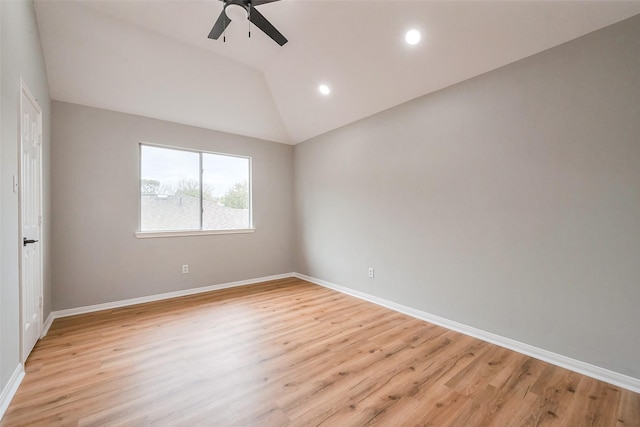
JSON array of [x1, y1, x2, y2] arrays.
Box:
[[44, 273, 295, 325], [42, 312, 54, 337], [294, 273, 640, 394], [0, 364, 25, 420], [135, 228, 255, 239]]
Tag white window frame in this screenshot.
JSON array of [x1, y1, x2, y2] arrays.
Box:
[[135, 142, 254, 239]]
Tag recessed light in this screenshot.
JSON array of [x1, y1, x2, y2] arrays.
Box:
[[405, 29, 421, 45], [318, 84, 331, 95]]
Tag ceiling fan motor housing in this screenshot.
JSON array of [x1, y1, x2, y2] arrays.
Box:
[[208, 0, 288, 46]]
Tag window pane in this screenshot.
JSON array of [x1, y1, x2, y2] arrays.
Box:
[[140, 145, 201, 231], [203, 153, 250, 230]]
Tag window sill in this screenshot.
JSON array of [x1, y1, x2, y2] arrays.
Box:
[[135, 229, 255, 239]]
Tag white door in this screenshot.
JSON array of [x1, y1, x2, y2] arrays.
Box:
[[20, 79, 43, 362]]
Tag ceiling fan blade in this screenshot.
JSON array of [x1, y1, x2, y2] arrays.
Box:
[[248, 5, 288, 46], [208, 10, 231, 40], [252, 0, 281, 5]]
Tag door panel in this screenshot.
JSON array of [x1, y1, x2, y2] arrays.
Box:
[[20, 80, 42, 361]]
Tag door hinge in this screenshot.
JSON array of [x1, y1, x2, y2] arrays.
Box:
[[38, 215, 43, 226], [39, 296, 43, 308]]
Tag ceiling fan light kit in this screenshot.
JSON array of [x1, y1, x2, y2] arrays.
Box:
[[225, 4, 249, 22], [208, 0, 288, 46]]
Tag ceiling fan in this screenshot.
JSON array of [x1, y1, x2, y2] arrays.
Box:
[[208, 0, 288, 46]]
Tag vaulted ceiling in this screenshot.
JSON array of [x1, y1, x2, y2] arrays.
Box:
[[34, 1, 640, 144]]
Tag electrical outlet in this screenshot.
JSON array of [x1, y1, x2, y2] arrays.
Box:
[[182, 264, 189, 274], [368, 267, 375, 278]]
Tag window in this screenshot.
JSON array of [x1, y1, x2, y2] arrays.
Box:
[[139, 144, 252, 235]]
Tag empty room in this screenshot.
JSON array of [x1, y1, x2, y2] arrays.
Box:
[[1, 0, 640, 425]]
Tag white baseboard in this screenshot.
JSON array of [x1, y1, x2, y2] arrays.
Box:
[[42, 312, 55, 337], [294, 273, 640, 394], [0, 364, 25, 420], [43, 273, 295, 334], [38, 271, 640, 394]]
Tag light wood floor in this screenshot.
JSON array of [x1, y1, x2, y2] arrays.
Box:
[[2, 278, 639, 426]]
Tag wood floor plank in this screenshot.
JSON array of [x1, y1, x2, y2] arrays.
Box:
[[1, 278, 638, 426], [617, 390, 640, 427]]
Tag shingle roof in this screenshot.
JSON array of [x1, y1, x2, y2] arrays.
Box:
[[141, 194, 249, 231]]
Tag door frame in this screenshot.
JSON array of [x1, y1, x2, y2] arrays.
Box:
[[18, 77, 44, 363]]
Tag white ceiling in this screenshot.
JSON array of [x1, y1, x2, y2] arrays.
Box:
[[34, 1, 640, 144]]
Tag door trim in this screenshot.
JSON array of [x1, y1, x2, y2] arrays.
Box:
[[18, 77, 44, 363]]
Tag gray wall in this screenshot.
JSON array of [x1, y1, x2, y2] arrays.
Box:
[[1, 0, 51, 396], [294, 15, 640, 379], [51, 102, 295, 310]]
